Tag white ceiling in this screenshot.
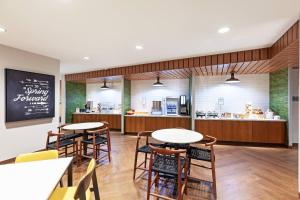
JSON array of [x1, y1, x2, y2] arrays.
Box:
[[0, 0, 299, 74]]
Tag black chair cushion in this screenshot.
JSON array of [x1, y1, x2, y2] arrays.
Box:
[[152, 155, 185, 176], [81, 136, 107, 145], [187, 146, 211, 162], [137, 143, 165, 154], [47, 139, 76, 149], [61, 133, 83, 140], [164, 143, 190, 150]]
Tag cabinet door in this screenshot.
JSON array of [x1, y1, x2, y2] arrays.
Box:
[[195, 120, 222, 140], [252, 121, 286, 144], [125, 117, 145, 133], [165, 117, 190, 129], [222, 121, 252, 142], [145, 117, 166, 131]]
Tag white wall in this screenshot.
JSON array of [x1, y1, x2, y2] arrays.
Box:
[[0, 44, 60, 161], [131, 79, 189, 112], [86, 81, 122, 108], [194, 74, 270, 114]]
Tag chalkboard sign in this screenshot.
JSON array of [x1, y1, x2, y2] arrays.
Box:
[[5, 69, 55, 122]]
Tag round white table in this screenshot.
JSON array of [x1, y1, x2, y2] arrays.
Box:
[[152, 128, 203, 144], [62, 122, 104, 131]]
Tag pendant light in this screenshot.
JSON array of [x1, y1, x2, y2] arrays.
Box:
[[101, 79, 109, 89], [153, 76, 164, 87], [225, 72, 240, 84]]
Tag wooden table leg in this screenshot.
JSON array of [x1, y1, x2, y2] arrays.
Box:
[[83, 129, 88, 155], [92, 170, 100, 200], [67, 162, 73, 186]]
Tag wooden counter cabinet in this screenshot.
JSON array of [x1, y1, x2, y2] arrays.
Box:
[[72, 113, 121, 130], [195, 119, 286, 144], [125, 116, 191, 133]]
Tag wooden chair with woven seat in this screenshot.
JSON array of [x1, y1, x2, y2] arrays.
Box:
[[87, 121, 111, 152], [58, 124, 83, 141], [133, 131, 165, 180], [80, 127, 111, 164], [187, 135, 217, 198], [15, 150, 64, 187], [49, 158, 97, 200], [46, 131, 79, 165], [147, 145, 189, 200]]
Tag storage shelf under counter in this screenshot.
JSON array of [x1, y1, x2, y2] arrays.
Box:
[[125, 115, 191, 134], [195, 118, 287, 144], [72, 112, 121, 130]]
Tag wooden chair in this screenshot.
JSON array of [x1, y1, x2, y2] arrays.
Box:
[[187, 135, 217, 198], [49, 159, 97, 200], [58, 124, 83, 140], [147, 145, 188, 200], [80, 127, 111, 164], [133, 131, 165, 180], [46, 131, 79, 165]]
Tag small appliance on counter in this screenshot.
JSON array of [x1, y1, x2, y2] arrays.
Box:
[[206, 111, 218, 118], [265, 109, 274, 119], [165, 97, 179, 115], [151, 101, 162, 115], [179, 95, 188, 115], [196, 111, 206, 118]]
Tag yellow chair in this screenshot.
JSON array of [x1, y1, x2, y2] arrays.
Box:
[[49, 159, 96, 200], [15, 150, 59, 163]]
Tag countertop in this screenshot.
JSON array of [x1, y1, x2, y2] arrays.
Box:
[[125, 114, 191, 118], [73, 112, 121, 115], [195, 117, 286, 122]]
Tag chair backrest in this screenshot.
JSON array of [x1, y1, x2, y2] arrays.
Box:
[[74, 159, 96, 199], [149, 144, 186, 156], [46, 131, 64, 149], [101, 121, 109, 128], [135, 131, 152, 148], [204, 135, 217, 147], [15, 150, 59, 163]]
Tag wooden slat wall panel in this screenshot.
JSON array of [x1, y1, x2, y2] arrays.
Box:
[[65, 21, 299, 81], [65, 48, 273, 81]]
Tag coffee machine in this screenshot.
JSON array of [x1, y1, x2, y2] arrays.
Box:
[[179, 95, 188, 115]]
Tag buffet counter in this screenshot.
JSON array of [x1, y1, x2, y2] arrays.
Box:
[[125, 115, 191, 133], [72, 113, 121, 130], [195, 118, 286, 144]]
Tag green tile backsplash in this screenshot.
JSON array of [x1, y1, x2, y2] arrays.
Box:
[[123, 79, 131, 114], [270, 68, 288, 120], [66, 81, 86, 123]]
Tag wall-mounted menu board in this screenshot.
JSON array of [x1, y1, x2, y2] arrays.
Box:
[[5, 69, 55, 122]]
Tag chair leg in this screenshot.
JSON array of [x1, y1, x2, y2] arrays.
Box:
[[154, 172, 159, 187], [107, 143, 111, 162], [144, 153, 147, 168], [79, 142, 83, 162], [212, 161, 217, 198], [133, 151, 138, 180], [188, 158, 191, 175], [147, 166, 152, 200], [93, 143, 97, 160], [75, 143, 80, 167]]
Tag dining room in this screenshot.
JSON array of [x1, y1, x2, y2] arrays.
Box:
[[0, 1, 299, 200]]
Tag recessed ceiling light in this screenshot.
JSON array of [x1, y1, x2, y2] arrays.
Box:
[[218, 27, 230, 34], [83, 56, 90, 60], [135, 45, 143, 50], [0, 27, 7, 33]]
